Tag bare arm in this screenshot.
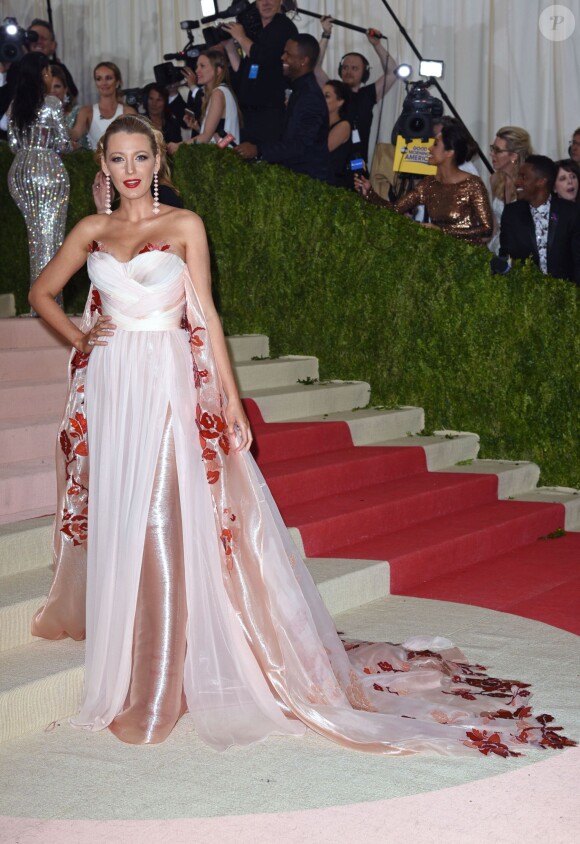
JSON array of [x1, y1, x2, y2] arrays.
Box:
[[328, 120, 350, 152], [223, 38, 241, 73], [28, 216, 116, 353], [70, 105, 91, 142], [180, 212, 252, 451], [314, 16, 332, 87], [370, 34, 398, 101], [193, 89, 225, 144], [221, 22, 253, 58]]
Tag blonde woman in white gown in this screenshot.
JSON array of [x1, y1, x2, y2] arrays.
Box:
[[29, 115, 574, 756]]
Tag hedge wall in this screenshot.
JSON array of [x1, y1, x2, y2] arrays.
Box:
[[1, 143, 579, 487]]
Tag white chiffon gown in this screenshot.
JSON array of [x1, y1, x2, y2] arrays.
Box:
[[31, 242, 575, 756]]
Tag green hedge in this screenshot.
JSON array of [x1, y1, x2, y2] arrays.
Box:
[[1, 143, 579, 487]]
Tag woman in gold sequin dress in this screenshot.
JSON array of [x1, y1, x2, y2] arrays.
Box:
[[8, 53, 71, 311], [357, 118, 493, 246]]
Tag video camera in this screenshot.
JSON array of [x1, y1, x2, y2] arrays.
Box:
[[391, 80, 444, 143], [155, 1, 295, 88], [0, 17, 38, 63]]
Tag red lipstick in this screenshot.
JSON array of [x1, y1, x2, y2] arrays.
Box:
[[123, 179, 141, 188]]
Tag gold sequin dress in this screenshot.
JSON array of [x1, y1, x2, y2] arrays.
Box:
[[8, 95, 71, 305], [373, 175, 493, 246]]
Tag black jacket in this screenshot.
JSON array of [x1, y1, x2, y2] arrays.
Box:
[[500, 195, 580, 285], [259, 72, 331, 183], [234, 13, 298, 110]]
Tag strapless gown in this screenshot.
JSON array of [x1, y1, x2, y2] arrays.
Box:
[[32, 245, 575, 756]]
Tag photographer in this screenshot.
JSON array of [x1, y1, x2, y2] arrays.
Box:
[[315, 16, 397, 165], [221, 0, 298, 144]]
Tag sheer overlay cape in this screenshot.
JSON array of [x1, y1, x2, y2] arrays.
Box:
[[32, 247, 575, 757]]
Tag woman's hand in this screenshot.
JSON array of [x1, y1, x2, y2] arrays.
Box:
[[181, 67, 197, 88], [76, 315, 116, 354], [92, 171, 108, 214], [183, 113, 199, 131], [226, 398, 253, 453], [354, 173, 372, 197]]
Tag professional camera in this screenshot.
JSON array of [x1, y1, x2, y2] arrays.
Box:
[[0, 17, 38, 63], [391, 81, 443, 143], [121, 87, 143, 109]]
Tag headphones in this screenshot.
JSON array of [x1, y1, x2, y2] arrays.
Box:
[[338, 52, 371, 85]]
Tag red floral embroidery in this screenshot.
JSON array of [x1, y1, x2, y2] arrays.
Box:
[[59, 410, 89, 545], [90, 288, 102, 315], [138, 242, 170, 254], [197, 404, 230, 485], [71, 351, 89, 372], [181, 315, 209, 388], [190, 326, 205, 348], [464, 729, 523, 758], [220, 509, 239, 572]]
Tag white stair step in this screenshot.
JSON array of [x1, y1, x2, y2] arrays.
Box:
[[0, 517, 53, 577], [0, 567, 52, 651], [0, 414, 60, 464], [436, 459, 540, 499], [245, 381, 371, 422], [0, 379, 68, 420], [368, 432, 480, 471], [0, 317, 80, 349], [225, 334, 269, 362], [0, 457, 56, 524], [289, 406, 425, 445], [0, 295, 16, 319], [0, 346, 72, 383], [308, 557, 389, 617], [235, 356, 319, 391], [0, 638, 84, 742], [513, 487, 580, 530]]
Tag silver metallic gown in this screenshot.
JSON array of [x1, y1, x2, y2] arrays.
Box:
[[8, 95, 71, 309]]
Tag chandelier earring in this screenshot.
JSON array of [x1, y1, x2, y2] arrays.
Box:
[[105, 174, 112, 215], [153, 171, 160, 214]]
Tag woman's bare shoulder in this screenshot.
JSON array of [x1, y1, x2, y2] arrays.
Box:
[[169, 207, 206, 233], [67, 213, 114, 245]]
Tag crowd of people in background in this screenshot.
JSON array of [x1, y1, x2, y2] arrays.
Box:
[[2, 0, 580, 302]]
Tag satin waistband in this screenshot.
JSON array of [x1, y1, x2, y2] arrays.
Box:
[[103, 310, 183, 332]]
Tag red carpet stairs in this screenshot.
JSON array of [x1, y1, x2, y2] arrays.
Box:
[[0, 320, 578, 741]]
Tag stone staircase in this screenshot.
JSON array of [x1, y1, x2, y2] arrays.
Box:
[[0, 319, 578, 743]]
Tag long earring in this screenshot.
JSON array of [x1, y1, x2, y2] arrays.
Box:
[[105, 175, 112, 215], [152, 171, 160, 214]]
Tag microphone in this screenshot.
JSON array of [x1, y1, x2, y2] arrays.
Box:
[[490, 256, 512, 275], [217, 129, 237, 149]]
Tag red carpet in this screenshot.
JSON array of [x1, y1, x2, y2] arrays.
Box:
[[244, 399, 579, 635]]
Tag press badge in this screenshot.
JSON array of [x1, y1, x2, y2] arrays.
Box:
[[352, 128, 361, 144], [248, 64, 259, 79]]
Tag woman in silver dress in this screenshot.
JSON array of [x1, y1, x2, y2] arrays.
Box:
[[8, 52, 71, 310]]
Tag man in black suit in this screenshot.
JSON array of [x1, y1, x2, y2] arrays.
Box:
[[236, 34, 331, 183], [500, 155, 580, 285]]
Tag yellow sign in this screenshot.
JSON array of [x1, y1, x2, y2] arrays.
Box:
[[393, 136, 437, 175]]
